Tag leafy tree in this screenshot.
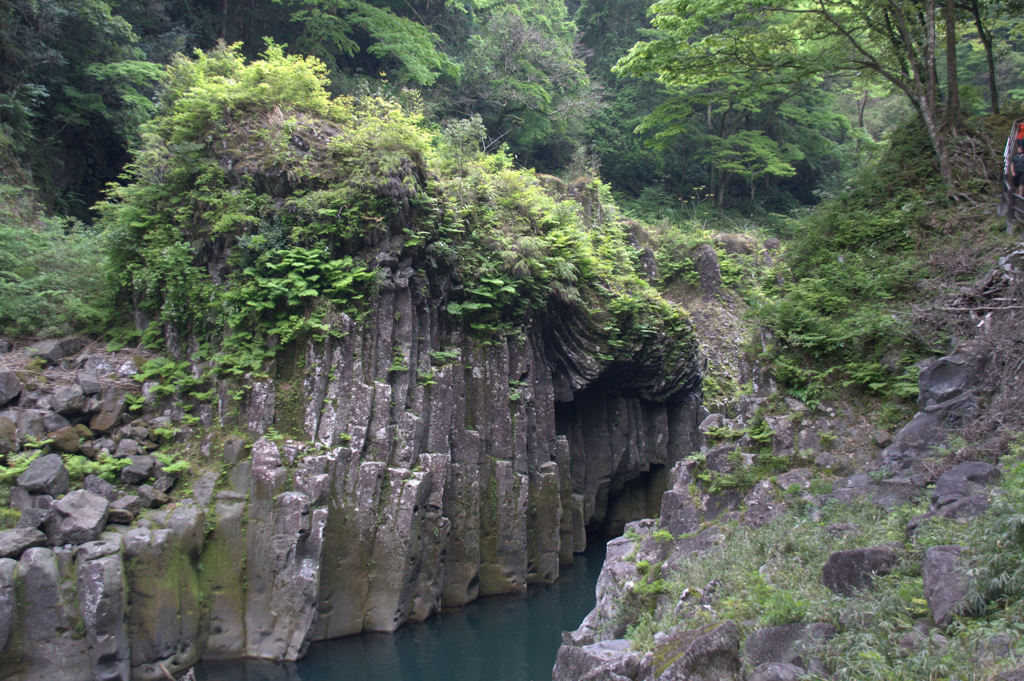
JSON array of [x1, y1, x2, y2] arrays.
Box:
[[613, 0, 988, 189], [0, 0, 163, 213]]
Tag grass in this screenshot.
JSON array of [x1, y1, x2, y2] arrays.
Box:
[[617, 461, 1024, 680]]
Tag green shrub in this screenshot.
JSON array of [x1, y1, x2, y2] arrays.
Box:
[[0, 184, 112, 337]]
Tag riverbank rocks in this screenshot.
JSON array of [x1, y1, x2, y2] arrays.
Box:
[[822, 546, 898, 596], [552, 639, 644, 681]]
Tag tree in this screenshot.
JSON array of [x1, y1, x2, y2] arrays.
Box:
[[615, 0, 971, 187], [614, 2, 851, 210], [0, 0, 163, 212]]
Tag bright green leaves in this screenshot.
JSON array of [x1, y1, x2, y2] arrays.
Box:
[[275, 0, 459, 86], [156, 41, 344, 144], [226, 248, 375, 344]]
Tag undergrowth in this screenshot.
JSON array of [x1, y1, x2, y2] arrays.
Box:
[[621, 449, 1024, 680]]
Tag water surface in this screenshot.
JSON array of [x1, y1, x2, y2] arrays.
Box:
[[198, 543, 606, 681]]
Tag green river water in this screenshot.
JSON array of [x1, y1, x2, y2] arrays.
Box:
[[197, 543, 606, 681]]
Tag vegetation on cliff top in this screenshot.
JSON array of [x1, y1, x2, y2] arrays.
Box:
[[94, 43, 693, 379]]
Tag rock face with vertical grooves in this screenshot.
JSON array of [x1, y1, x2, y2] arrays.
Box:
[[0, 254, 701, 678], [0, 121, 702, 678]]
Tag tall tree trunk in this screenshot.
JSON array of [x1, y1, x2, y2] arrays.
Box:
[[968, 0, 999, 114], [922, 0, 953, 186], [945, 0, 960, 129]]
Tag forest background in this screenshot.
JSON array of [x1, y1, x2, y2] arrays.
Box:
[[2, 0, 1024, 405]]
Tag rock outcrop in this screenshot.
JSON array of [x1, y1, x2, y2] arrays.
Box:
[[0, 256, 702, 679]]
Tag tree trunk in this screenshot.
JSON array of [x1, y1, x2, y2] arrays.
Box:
[[968, 0, 999, 114], [945, 0, 960, 129], [921, 0, 953, 186], [919, 95, 954, 187]]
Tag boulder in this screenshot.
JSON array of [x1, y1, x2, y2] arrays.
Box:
[[744, 622, 836, 668], [931, 462, 1000, 509], [76, 371, 102, 396], [822, 546, 898, 596], [84, 474, 119, 502], [115, 438, 142, 458], [895, 411, 946, 454], [16, 508, 50, 530], [0, 416, 16, 454], [651, 620, 743, 681], [90, 387, 127, 434], [47, 425, 81, 453], [692, 243, 723, 297], [0, 371, 22, 406], [0, 527, 47, 558], [111, 495, 142, 516], [17, 453, 70, 497], [120, 455, 157, 484], [107, 508, 135, 524], [50, 384, 86, 414], [42, 412, 71, 433], [747, 662, 805, 681], [137, 485, 170, 508], [153, 475, 176, 494], [75, 540, 131, 681], [922, 545, 968, 627], [25, 337, 85, 364], [45, 490, 110, 546], [553, 640, 642, 681], [15, 409, 49, 441]]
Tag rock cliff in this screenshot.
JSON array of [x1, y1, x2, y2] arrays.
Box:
[[0, 276, 700, 679]]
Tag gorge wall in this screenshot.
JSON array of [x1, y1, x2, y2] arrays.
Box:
[[0, 263, 701, 681]]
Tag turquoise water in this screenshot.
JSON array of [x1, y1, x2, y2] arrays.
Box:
[[197, 543, 606, 681]]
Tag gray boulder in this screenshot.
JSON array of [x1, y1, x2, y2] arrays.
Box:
[[747, 662, 805, 681], [894, 412, 946, 456], [923, 545, 968, 627], [16, 508, 50, 530], [137, 485, 170, 508], [45, 490, 110, 545], [42, 412, 71, 433], [76, 371, 102, 395], [120, 454, 157, 484], [0, 371, 22, 406], [90, 387, 127, 434], [553, 640, 642, 681], [15, 409, 49, 441], [0, 527, 47, 558], [744, 622, 836, 668], [84, 474, 120, 502], [822, 546, 898, 596], [17, 453, 70, 497], [692, 243, 723, 297], [115, 438, 142, 458], [25, 337, 85, 365], [51, 383, 86, 414], [931, 462, 1000, 509]]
